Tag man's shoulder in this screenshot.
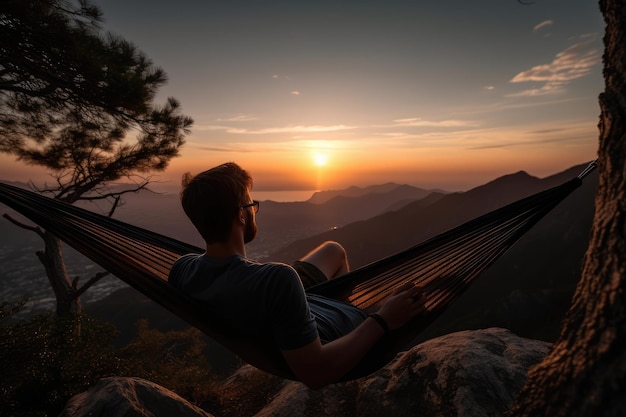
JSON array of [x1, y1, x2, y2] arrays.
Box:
[[172, 253, 203, 266], [240, 259, 298, 279], [170, 253, 205, 275], [168, 253, 203, 286], [233, 260, 304, 293]]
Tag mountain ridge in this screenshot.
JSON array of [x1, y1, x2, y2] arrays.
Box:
[[2, 162, 596, 346], [263, 162, 597, 343], [306, 182, 444, 204], [267, 163, 593, 268]]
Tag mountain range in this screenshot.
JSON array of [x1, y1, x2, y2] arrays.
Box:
[[268, 162, 597, 344], [0, 162, 597, 349], [268, 164, 595, 269]]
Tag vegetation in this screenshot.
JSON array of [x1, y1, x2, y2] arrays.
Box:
[[118, 319, 220, 409], [0, 303, 219, 417], [0, 0, 193, 315]]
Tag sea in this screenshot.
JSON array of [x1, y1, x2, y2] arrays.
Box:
[[0, 190, 316, 318], [250, 190, 316, 203]]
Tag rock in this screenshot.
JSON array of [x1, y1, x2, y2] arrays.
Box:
[[253, 378, 359, 417], [59, 377, 215, 417], [60, 328, 550, 417], [356, 328, 551, 417], [220, 328, 548, 417], [218, 364, 359, 417]]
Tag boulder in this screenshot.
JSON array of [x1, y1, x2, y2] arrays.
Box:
[[218, 364, 359, 417], [220, 328, 550, 417], [59, 377, 215, 417], [60, 328, 550, 417], [356, 327, 551, 417]]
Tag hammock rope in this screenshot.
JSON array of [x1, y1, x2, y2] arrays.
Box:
[[0, 161, 597, 380]]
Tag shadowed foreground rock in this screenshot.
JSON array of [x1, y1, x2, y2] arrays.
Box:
[[59, 377, 215, 417], [60, 328, 549, 417], [356, 328, 550, 417]]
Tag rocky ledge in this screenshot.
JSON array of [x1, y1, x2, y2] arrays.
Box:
[[60, 328, 551, 417]]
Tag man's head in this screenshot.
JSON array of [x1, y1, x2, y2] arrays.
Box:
[[180, 162, 256, 244]]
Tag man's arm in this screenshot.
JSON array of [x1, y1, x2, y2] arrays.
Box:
[[281, 283, 425, 389]]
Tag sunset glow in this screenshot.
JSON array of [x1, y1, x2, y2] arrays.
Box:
[[0, 1, 604, 195], [313, 152, 329, 167]]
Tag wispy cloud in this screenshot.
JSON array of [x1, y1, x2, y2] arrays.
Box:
[[187, 138, 361, 155], [533, 20, 553, 32], [187, 142, 257, 153], [391, 118, 480, 128], [466, 121, 595, 150], [202, 124, 356, 135], [575, 33, 597, 41], [367, 117, 596, 152], [291, 90, 301, 96], [215, 115, 259, 122], [508, 41, 601, 97]]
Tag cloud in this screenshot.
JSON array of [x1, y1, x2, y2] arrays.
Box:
[[198, 116, 482, 147], [391, 118, 480, 128], [215, 115, 258, 122], [466, 120, 595, 150], [187, 142, 256, 153], [291, 90, 301, 96], [508, 41, 601, 97], [576, 33, 597, 40], [533, 20, 553, 32], [202, 124, 356, 135]]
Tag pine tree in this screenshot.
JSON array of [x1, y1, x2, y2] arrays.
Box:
[[0, 0, 193, 315]]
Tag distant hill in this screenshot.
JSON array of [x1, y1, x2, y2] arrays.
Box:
[[95, 182, 449, 259], [1, 163, 597, 345], [414, 166, 597, 344], [267, 162, 597, 342], [248, 183, 446, 258], [307, 183, 442, 204], [0, 180, 444, 261], [267, 164, 592, 268], [0, 179, 446, 315]]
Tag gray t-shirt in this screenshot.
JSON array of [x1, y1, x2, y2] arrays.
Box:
[[168, 254, 366, 350]]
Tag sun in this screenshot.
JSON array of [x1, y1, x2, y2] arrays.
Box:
[[313, 152, 329, 167]]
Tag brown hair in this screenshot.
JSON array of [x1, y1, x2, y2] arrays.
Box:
[[180, 162, 253, 244]]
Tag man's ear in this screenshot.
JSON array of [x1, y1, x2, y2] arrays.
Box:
[[238, 208, 246, 224]]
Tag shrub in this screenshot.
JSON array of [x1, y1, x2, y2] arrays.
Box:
[[117, 319, 220, 408], [0, 305, 220, 416], [0, 306, 121, 416]]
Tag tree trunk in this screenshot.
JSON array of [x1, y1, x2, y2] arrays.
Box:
[[509, 0, 626, 416], [36, 231, 81, 315]]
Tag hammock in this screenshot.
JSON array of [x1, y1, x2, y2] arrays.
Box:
[[0, 161, 597, 381]]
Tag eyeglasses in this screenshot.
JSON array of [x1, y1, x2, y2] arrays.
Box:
[[241, 200, 260, 213]]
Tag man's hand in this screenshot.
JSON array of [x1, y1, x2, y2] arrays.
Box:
[[281, 282, 427, 389], [376, 282, 426, 330]]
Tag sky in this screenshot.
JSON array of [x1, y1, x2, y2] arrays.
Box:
[[1, 0, 605, 193]]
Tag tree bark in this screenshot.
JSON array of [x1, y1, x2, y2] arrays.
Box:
[[36, 231, 81, 315], [509, 0, 626, 416]]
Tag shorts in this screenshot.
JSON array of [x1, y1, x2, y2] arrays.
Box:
[[307, 294, 367, 343], [292, 261, 328, 289]]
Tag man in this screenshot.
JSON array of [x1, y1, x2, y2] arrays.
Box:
[[169, 162, 426, 388]]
